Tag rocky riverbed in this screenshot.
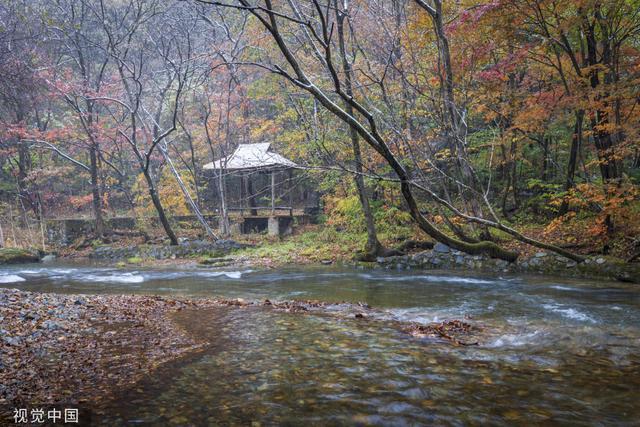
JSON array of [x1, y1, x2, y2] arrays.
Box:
[[0, 287, 483, 416]]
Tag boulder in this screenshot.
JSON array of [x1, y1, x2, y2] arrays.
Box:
[[433, 243, 451, 253]]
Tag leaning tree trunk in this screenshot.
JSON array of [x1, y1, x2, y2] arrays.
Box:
[[217, 168, 230, 237], [160, 143, 218, 240], [142, 168, 178, 245]]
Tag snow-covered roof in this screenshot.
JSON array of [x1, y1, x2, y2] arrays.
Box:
[[203, 143, 298, 171]]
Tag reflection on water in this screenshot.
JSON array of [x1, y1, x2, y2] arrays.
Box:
[[2, 263, 639, 424]]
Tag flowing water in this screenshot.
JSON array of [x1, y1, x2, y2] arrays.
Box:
[[1, 263, 639, 425]]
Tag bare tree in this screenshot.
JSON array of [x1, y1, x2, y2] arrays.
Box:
[[90, 0, 193, 245]]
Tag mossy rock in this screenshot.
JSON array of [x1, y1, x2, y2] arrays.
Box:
[[0, 248, 40, 265], [126, 256, 144, 264], [198, 257, 233, 267], [202, 250, 226, 259]]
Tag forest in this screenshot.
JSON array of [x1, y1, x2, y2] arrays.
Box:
[[2, 1, 640, 424], [1, 0, 639, 263]]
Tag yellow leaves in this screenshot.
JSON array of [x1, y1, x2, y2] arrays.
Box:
[[132, 170, 191, 218], [512, 104, 551, 134], [434, 148, 452, 161]]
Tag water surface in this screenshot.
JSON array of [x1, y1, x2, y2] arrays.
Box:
[[1, 263, 639, 425]]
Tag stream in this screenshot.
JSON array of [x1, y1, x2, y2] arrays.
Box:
[[1, 264, 639, 425]]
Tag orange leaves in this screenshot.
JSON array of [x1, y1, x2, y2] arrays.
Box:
[[68, 195, 94, 210], [553, 182, 640, 239], [544, 211, 576, 236]]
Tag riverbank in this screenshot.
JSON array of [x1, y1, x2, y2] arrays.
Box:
[[82, 237, 640, 284], [6, 223, 639, 283], [0, 289, 214, 409]]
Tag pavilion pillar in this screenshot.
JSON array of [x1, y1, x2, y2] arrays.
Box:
[[247, 172, 257, 216], [271, 169, 276, 216], [288, 169, 293, 217], [240, 173, 246, 217]]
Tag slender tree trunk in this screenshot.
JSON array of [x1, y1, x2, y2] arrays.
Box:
[[424, 0, 491, 241], [583, 15, 621, 234], [335, 0, 383, 257], [218, 169, 230, 236], [559, 110, 584, 215], [89, 143, 104, 236], [160, 144, 218, 240], [17, 142, 36, 218]]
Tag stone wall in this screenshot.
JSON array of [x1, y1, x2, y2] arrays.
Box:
[[90, 239, 247, 261], [46, 215, 219, 246]]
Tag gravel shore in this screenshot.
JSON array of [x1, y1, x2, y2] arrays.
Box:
[[0, 289, 216, 408]]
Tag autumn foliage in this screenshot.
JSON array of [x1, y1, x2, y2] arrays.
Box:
[[0, 0, 638, 260]]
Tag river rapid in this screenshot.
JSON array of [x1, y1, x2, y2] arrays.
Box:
[[1, 263, 639, 425]]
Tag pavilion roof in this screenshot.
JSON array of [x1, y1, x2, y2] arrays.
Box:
[[203, 143, 298, 171]]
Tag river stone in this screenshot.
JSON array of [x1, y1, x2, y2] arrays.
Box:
[[596, 258, 606, 264], [41, 254, 56, 263], [42, 320, 63, 330], [535, 252, 547, 257], [433, 243, 450, 253], [496, 260, 509, 268], [3, 336, 21, 346]]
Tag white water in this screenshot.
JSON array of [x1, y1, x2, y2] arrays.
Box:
[[543, 303, 597, 323], [0, 274, 26, 283], [358, 272, 497, 285], [83, 273, 146, 284]]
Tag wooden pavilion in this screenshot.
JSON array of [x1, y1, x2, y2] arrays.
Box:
[[203, 143, 311, 235]]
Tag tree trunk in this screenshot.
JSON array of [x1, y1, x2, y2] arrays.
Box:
[[142, 169, 178, 245], [89, 144, 105, 237], [160, 144, 218, 240], [335, 0, 383, 258], [218, 169, 230, 236], [559, 110, 584, 215], [583, 14, 621, 234], [17, 142, 37, 218]]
